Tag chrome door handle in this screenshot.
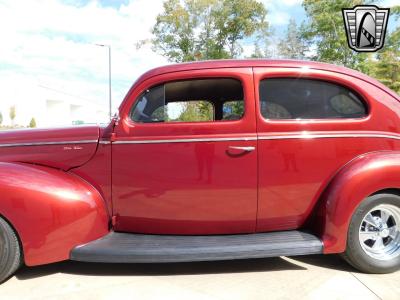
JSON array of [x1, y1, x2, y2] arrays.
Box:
[[228, 146, 255, 152]]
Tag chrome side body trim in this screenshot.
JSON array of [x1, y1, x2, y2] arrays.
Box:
[[0, 140, 98, 148], [112, 132, 400, 144], [258, 132, 400, 141], [2, 132, 400, 148], [113, 137, 258, 144]]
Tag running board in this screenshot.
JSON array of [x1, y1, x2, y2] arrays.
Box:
[[70, 230, 323, 263]]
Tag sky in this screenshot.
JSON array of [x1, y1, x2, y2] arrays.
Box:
[[0, 0, 399, 125]]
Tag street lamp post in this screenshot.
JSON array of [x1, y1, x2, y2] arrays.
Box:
[[95, 44, 112, 120]]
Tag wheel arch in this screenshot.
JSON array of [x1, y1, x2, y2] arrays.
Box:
[[312, 151, 400, 254], [0, 162, 110, 266], [0, 212, 24, 264], [371, 188, 400, 197]]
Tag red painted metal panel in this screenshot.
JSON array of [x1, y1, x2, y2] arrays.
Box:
[[318, 152, 400, 253], [253, 67, 400, 252], [0, 126, 99, 170], [0, 162, 109, 266], [70, 124, 114, 214], [112, 67, 258, 234]]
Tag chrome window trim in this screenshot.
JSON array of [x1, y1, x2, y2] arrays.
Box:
[[0, 140, 98, 148]]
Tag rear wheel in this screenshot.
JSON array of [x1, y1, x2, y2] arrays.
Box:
[[0, 217, 22, 283], [343, 193, 400, 273]]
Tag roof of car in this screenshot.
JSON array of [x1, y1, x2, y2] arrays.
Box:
[[130, 59, 399, 101], [141, 59, 353, 77]]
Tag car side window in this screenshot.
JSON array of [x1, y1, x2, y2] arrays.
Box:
[[222, 101, 244, 120], [130, 78, 244, 123], [150, 100, 215, 122], [259, 78, 368, 120]]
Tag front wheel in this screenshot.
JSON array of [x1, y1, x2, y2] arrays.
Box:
[[0, 217, 22, 283], [343, 193, 400, 273]]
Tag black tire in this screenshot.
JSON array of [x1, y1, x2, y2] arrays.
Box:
[[0, 217, 22, 283], [342, 193, 400, 273]]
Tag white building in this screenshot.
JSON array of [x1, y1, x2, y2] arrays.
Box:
[[37, 85, 109, 127], [0, 78, 109, 128]]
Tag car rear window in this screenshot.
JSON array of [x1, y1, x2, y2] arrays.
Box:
[[259, 78, 368, 120]]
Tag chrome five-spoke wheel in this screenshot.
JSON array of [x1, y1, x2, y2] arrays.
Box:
[[359, 204, 400, 260], [344, 193, 400, 273]]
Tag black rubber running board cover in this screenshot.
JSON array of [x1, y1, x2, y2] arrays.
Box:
[[71, 230, 323, 263]]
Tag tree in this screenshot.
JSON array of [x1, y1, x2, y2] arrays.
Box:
[[250, 42, 265, 58], [224, 101, 243, 117], [9, 105, 16, 126], [301, 0, 369, 72], [152, 0, 268, 62], [29, 117, 37, 128], [0, 111, 3, 126], [249, 27, 277, 59], [373, 6, 400, 93], [278, 18, 307, 59], [172, 102, 213, 122]]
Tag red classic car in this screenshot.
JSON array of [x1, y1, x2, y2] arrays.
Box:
[[1, 59, 400, 282]]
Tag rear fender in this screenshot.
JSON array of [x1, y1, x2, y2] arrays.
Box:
[[316, 151, 400, 253], [0, 162, 109, 266]]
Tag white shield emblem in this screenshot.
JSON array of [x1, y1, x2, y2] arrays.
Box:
[[342, 5, 390, 52]]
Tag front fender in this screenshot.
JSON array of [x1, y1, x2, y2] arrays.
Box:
[[318, 151, 400, 254], [0, 162, 109, 266]]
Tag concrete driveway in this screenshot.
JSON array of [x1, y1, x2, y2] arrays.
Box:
[[0, 254, 399, 300]]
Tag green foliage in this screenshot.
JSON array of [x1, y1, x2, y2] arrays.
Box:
[[224, 101, 243, 117], [301, 0, 369, 71], [174, 101, 213, 122], [152, 0, 400, 95], [0, 111, 3, 125], [29, 117, 37, 128], [249, 42, 265, 58], [152, 0, 268, 62], [197, 101, 214, 120], [151, 101, 213, 121], [151, 106, 166, 121], [300, 1, 400, 93], [372, 6, 400, 93], [248, 27, 276, 59], [278, 18, 307, 59]]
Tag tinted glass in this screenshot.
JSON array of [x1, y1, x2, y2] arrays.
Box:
[[222, 101, 244, 120], [130, 78, 243, 123], [259, 78, 367, 120], [131, 85, 165, 122], [152, 101, 214, 122]]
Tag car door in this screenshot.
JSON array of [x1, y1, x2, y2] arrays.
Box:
[[254, 67, 376, 232], [112, 68, 257, 235]]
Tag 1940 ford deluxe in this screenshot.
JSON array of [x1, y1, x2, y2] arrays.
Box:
[[1, 59, 400, 282]]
